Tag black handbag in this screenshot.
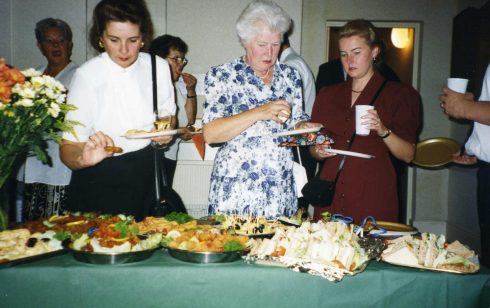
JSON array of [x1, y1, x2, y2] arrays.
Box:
[[301, 177, 337, 206], [302, 80, 387, 207], [150, 54, 187, 216]]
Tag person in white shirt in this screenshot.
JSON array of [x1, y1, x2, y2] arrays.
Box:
[[440, 62, 490, 266], [60, 0, 176, 219], [279, 32, 316, 116], [280, 32, 317, 211], [149, 34, 197, 186], [17, 18, 78, 221]]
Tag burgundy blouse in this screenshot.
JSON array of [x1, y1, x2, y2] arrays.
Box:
[[311, 71, 421, 223]]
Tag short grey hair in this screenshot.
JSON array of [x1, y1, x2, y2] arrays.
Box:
[[35, 18, 73, 43], [236, 0, 291, 44]]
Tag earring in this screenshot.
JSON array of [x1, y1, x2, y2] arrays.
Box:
[[99, 41, 104, 49], [373, 57, 377, 62], [140, 42, 145, 48]]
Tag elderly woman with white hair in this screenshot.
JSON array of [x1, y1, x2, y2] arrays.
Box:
[[203, 0, 321, 219]]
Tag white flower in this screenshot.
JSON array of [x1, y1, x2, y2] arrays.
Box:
[[12, 84, 36, 99], [44, 87, 56, 99], [30, 76, 45, 89], [55, 93, 66, 104], [48, 102, 61, 118], [21, 68, 41, 77], [53, 79, 65, 92], [14, 98, 34, 107]]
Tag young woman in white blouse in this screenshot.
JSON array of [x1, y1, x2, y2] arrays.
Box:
[[60, 0, 176, 219]]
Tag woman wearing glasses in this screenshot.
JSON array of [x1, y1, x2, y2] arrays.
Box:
[[17, 18, 78, 221], [149, 34, 197, 185]]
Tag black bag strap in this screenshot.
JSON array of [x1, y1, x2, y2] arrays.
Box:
[[331, 79, 388, 183], [151, 54, 158, 119], [151, 54, 170, 190]]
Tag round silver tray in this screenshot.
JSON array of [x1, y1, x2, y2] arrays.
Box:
[[166, 247, 245, 264], [69, 248, 158, 265]]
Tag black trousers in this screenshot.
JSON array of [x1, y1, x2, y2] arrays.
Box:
[[66, 145, 155, 221], [163, 157, 177, 188], [477, 161, 490, 266]]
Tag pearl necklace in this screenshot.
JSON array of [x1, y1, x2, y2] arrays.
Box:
[[256, 67, 271, 79]]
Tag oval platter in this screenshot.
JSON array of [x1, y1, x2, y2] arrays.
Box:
[[166, 247, 245, 264], [69, 248, 158, 265]]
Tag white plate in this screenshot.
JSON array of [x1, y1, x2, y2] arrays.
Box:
[[123, 129, 180, 139], [369, 229, 418, 237], [272, 127, 321, 137], [325, 149, 375, 159]]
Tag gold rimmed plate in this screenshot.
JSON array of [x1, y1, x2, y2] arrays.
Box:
[[368, 221, 418, 237], [412, 137, 460, 168]]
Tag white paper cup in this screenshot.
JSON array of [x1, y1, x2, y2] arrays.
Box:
[[355, 105, 374, 136], [447, 78, 468, 94]]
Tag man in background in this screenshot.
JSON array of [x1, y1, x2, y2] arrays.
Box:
[[440, 62, 490, 266], [280, 32, 317, 212]]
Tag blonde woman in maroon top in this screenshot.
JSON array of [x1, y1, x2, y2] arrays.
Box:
[[310, 20, 421, 223]]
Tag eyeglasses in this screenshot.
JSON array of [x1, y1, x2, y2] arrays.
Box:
[[167, 56, 188, 66], [42, 37, 67, 45]]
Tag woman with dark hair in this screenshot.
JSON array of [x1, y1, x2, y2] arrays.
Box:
[[149, 34, 197, 186], [18, 18, 78, 221], [310, 19, 421, 223], [60, 0, 176, 219]]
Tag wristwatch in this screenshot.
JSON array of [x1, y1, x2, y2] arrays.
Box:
[[380, 129, 392, 139]]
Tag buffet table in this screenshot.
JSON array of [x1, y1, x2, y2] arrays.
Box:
[[1, 250, 489, 308]]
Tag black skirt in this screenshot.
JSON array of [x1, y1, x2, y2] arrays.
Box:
[[66, 145, 155, 220]]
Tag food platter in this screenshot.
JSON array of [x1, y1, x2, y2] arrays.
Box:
[[0, 249, 67, 268], [69, 248, 158, 265], [166, 247, 245, 263], [382, 258, 479, 274], [234, 231, 275, 239], [277, 218, 301, 227], [196, 216, 221, 226], [272, 127, 321, 137], [123, 129, 180, 139], [412, 137, 460, 168]]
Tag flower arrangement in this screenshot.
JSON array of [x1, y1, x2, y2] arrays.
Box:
[[0, 58, 79, 189]]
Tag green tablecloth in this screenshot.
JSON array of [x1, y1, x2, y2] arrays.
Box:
[[0, 250, 489, 308]]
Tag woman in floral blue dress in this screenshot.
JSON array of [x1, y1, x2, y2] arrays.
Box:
[[202, 0, 321, 219]]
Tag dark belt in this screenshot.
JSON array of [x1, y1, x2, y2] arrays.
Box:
[[479, 160, 490, 168]]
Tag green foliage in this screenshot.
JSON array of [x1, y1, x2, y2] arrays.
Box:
[[224, 240, 243, 252], [165, 212, 194, 224]]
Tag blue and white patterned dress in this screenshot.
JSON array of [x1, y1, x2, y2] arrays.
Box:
[[203, 57, 309, 219]]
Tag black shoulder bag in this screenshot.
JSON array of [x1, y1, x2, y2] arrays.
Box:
[[150, 54, 187, 216], [301, 80, 387, 207]]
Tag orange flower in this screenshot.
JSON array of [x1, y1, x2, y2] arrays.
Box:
[[7, 68, 25, 86], [0, 80, 12, 103], [0, 58, 25, 102]]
